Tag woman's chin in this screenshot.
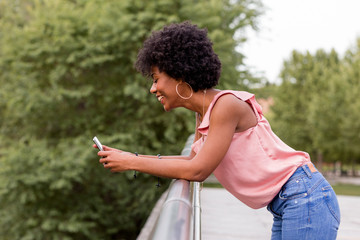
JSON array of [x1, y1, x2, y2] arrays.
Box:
[[163, 106, 171, 112], [163, 104, 174, 112]]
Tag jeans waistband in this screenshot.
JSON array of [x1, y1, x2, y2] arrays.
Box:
[[289, 162, 318, 180], [302, 162, 317, 177], [303, 162, 317, 172]]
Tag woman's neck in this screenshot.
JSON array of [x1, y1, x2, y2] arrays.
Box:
[[184, 88, 220, 120]]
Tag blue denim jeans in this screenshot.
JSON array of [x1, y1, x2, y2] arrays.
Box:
[[267, 164, 340, 240]]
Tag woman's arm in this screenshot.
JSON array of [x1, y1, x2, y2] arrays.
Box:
[[93, 144, 196, 160], [98, 95, 256, 181], [138, 154, 194, 160]]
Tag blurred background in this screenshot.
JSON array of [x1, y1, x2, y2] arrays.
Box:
[[0, 0, 359, 239]]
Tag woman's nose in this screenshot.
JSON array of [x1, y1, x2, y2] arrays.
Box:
[[150, 83, 157, 94]]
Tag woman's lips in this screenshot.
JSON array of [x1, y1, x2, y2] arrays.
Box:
[[157, 96, 164, 104]]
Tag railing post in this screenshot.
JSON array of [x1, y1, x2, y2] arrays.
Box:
[[182, 135, 201, 240], [192, 181, 201, 240]]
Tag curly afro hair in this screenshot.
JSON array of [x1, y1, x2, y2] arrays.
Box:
[[135, 21, 221, 92]]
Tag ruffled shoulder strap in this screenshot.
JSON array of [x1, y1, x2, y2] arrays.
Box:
[[198, 90, 263, 133]]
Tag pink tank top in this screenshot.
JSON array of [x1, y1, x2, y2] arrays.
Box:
[[191, 90, 310, 209]]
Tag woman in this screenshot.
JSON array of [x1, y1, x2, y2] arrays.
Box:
[[95, 21, 340, 239]]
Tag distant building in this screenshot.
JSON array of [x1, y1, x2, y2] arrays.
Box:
[[257, 97, 274, 115]]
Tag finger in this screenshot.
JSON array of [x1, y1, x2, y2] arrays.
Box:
[[102, 145, 111, 151], [99, 158, 108, 164], [93, 144, 98, 149], [99, 159, 109, 167], [97, 151, 109, 157], [103, 162, 112, 168]]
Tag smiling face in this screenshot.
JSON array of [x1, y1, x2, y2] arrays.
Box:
[[150, 66, 181, 111]]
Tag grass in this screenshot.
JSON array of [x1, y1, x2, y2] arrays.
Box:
[[203, 182, 223, 188], [203, 182, 360, 197], [332, 183, 360, 196]]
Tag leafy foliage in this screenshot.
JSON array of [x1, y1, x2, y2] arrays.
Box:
[[269, 40, 360, 168], [0, 0, 263, 239]]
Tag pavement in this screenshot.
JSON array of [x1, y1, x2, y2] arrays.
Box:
[[201, 187, 360, 240], [138, 176, 360, 240], [327, 176, 360, 186]]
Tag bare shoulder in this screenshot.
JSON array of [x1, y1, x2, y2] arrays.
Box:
[[212, 93, 252, 116], [211, 93, 257, 132]]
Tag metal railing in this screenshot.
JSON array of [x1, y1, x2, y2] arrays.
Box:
[[191, 181, 201, 240], [142, 134, 201, 240]]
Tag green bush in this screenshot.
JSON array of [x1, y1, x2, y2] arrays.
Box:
[[0, 0, 262, 238], [0, 137, 167, 240]]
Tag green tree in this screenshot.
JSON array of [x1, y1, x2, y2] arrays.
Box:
[[0, 0, 263, 239], [270, 43, 360, 172], [270, 50, 342, 166], [270, 50, 316, 153], [306, 50, 345, 168], [340, 38, 360, 174]]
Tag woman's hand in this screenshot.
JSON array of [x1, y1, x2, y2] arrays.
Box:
[[98, 150, 133, 172], [92, 144, 129, 153]]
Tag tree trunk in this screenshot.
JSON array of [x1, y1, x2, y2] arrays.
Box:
[[351, 158, 357, 177], [316, 150, 323, 173]]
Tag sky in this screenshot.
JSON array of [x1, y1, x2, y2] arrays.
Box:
[[240, 0, 360, 84]]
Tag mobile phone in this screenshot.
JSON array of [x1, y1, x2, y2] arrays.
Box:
[[93, 136, 103, 151]]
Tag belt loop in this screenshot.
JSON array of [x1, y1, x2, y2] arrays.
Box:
[[301, 164, 312, 178]]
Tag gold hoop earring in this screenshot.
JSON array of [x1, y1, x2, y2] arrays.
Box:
[[176, 82, 193, 100]]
